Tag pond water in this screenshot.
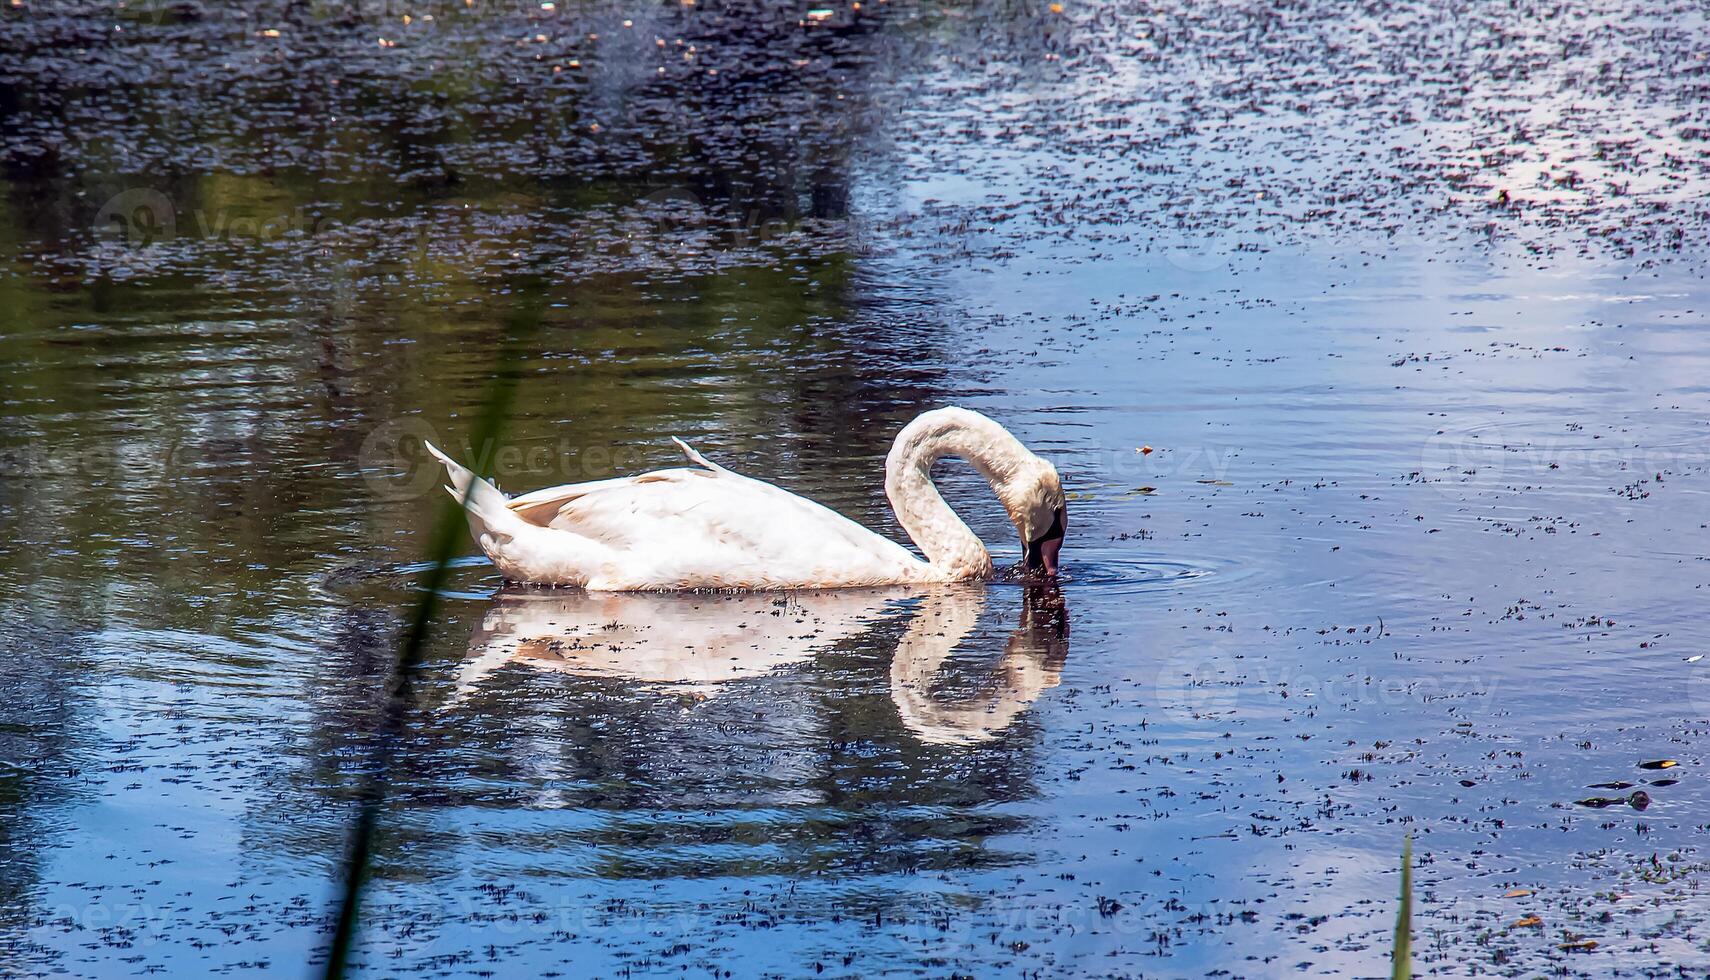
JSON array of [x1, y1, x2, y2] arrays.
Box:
[[2, 0, 1709, 976]]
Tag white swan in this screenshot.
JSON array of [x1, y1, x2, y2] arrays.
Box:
[[425, 406, 1066, 590]]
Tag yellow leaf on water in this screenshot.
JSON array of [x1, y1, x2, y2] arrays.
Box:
[[1503, 888, 1532, 898], [1048, 2, 1064, 11], [1511, 915, 1542, 928], [1557, 940, 1598, 951], [1638, 759, 1678, 770]]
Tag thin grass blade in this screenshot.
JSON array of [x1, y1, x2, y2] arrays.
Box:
[[319, 299, 541, 980], [1392, 836, 1413, 980]]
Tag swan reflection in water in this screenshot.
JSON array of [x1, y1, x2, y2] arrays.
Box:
[[456, 583, 1069, 744]]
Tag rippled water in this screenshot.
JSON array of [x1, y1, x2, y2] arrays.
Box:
[[3, 0, 1709, 976]]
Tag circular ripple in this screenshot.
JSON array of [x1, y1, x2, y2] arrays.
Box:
[[1047, 548, 1231, 597]]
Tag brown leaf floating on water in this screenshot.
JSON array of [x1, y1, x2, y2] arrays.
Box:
[[1502, 888, 1532, 898], [1557, 939, 1598, 951], [1511, 915, 1542, 928]]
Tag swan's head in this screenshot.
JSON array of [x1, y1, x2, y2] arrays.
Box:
[[1011, 460, 1066, 576]]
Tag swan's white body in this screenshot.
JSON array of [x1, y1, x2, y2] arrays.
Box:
[[427, 406, 1064, 591]]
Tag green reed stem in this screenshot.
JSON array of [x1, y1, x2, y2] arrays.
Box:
[[320, 300, 540, 980], [1392, 836, 1413, 980]]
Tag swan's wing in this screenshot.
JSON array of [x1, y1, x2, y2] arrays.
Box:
[[504, 470, 698, 527], [501, 452, 925, 589], [504, 436, 723, 524]]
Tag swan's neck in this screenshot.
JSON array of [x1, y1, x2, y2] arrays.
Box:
[[884, 408, 1037, 580]]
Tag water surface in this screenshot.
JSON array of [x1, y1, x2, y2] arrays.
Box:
[[2, 0, 1709, 975]]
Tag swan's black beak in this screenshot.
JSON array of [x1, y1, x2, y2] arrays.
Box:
[[1024, 507, 1066, 576]]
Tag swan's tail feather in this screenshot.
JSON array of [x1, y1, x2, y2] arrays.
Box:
[[425, 441, 523, 539], [672, 436, 727, 473], [422, 443, 606, 587]]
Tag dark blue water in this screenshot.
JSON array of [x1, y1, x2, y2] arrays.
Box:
[[3, 0, 1708, 975]]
